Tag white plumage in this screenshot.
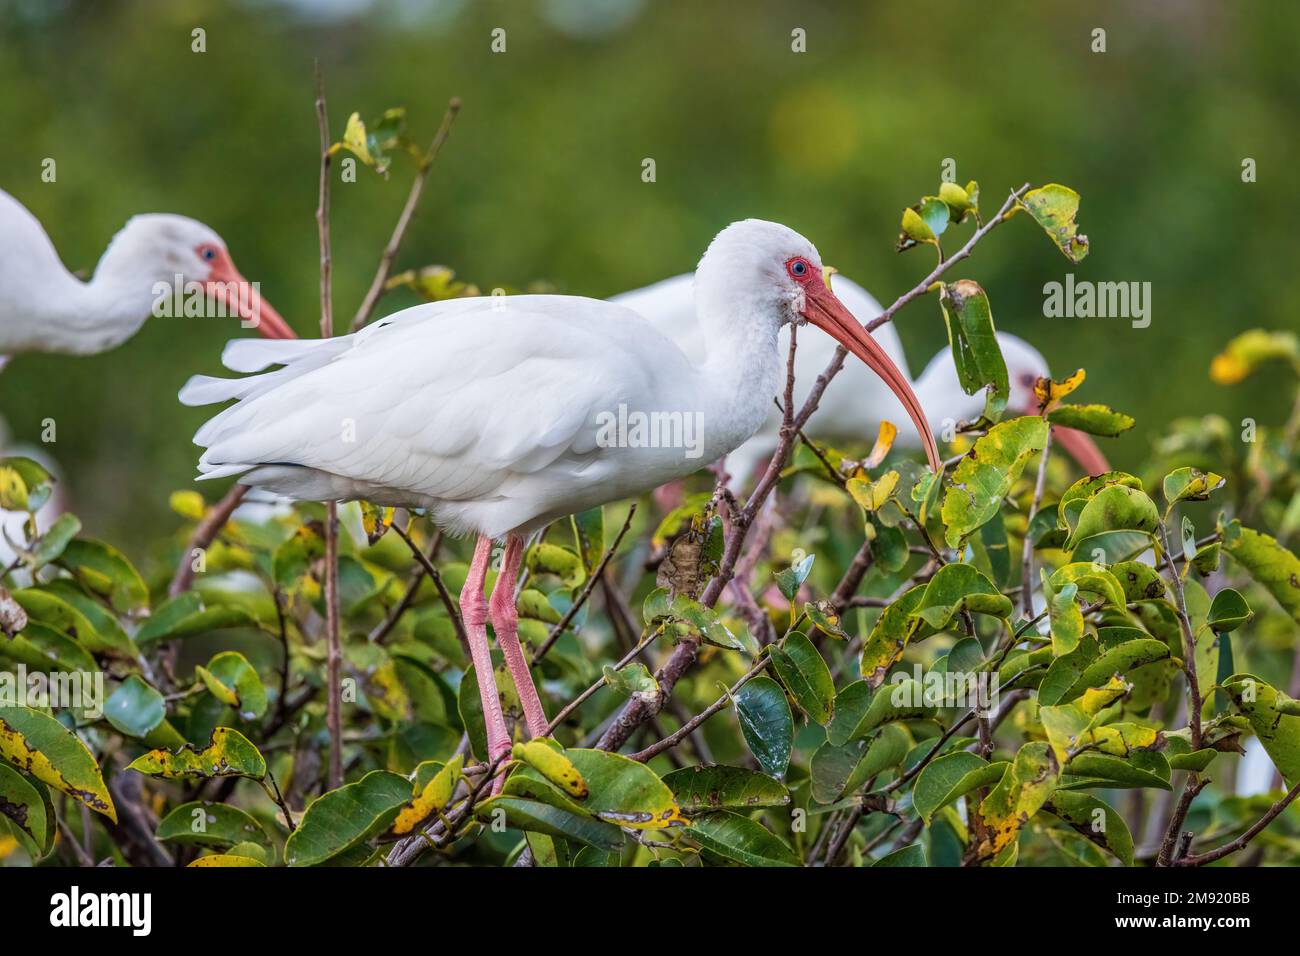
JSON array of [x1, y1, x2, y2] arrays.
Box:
[[181, 219, 942, 771], [615, 272, 1109, 481], [0, 186, 292, 356]]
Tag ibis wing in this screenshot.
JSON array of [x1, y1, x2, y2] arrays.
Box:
[[189, 295, 677, 505]]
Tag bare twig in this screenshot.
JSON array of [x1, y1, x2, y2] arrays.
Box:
[[168, 483, 250, 597], [1175, 778, 1300, 866], [315, 64, 343, 791], [350, 98, 462, 333], [370, 528, 442, 644], [391, 522, 468, 656], [1156, 775, 1209, 867], [1019, 428, 1052, 618], [1160, 520, 1204, 750]]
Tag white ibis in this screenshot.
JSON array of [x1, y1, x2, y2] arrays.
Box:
[[613, 273, 1110, 481], [180, 219, 942, 779], [0, 187, 294, 359]]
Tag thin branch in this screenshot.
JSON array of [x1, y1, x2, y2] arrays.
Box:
[[1175, 778, 1300, 866], [391, 521, 468, 656], [369, 527, 442, 644], [1019, 428, 1052, 619], [315, 63, 343, 791], [1160, 520, 1204, 749], [1157, 775, 1209, 867], [168, 483, 249, 597], [349, 98, 462, 333], [628, 655, 771, 763]]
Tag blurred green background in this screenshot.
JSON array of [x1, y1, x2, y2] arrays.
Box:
[[1, 0, 1295, 558]]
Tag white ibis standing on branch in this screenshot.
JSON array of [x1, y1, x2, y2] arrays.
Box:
[[613, 273, 1111, 482], [180, 219, 942, 781], [0, 187, 294, 362]]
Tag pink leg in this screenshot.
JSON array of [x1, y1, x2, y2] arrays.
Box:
[[460, 535, 512, 788], [489, 533, 549, 739]]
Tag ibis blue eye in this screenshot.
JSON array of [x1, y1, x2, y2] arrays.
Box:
[[791, 260, 807, 277], [203, 248, 216, 261]]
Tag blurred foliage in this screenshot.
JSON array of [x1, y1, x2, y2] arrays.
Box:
[[0, 0, 1298, 558]]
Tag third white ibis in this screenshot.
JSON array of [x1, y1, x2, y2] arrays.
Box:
[[613, 272, 1110, 482], [0, 186, 293, 361], [179, 219, 942, 780]]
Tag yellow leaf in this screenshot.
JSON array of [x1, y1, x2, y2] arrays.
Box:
[[340, 112, 373, 165], [512, 739, 589, 798], [169, 490, 206, 521], [390, 755, 464, 835], [1032, 368, 1086, 411], [863, 420, 898, 469]]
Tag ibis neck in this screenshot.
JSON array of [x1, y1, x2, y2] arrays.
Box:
[[691, 295, 786, 462], [50, 252, 162, 355]]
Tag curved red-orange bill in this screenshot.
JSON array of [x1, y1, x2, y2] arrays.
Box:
[[802, 282, 941, 472]]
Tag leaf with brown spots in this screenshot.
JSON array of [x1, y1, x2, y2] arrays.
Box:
[[0, 705, 115, 822]]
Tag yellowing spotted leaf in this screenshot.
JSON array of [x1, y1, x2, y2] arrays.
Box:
[[513, 740, 588, 798]]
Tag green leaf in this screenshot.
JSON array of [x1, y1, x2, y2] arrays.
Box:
[[1064, 484, 1160, 553], [27, 514, 82, 569], [872, 843, 927, 866], [526, 543, 586, 589], [938, 279, 1008, 420], [358, 501, 395, 545], [684, 810, 798, 866], [1046, 581, 1085, 655], [942, 416, 1050, 547], [662, 765, 790, 815], [562, 748, 684, 828], [826, 680, 873, 746], [0, 763, 49, 855], [272, 521, 325, 590], [127, 727, 266, 781], [195, 651, 268, 721], [832, 678, 937, 742], [103, 675, 167, 738], [733, 676, 793, 777], [285, 770, 414, 866], [1043, 791, 1133, 866], [769, 631, 835, 725], [188, 854, 266, 867], [976, 742, 1060, 859], [570, 507, 605, 573], [1038, 637, 1170, 706], [774, 552, 815, 601], [602, 662, 660, 704], [156, 802, 270, 849], [939, 180, 978, 222], [1015, 183, 1089, 262], [1063, 752, 1171, 791], [1046, 403, 1135, 437], [0, 705, 115, 822], [909, 562, 1013, 630], [134, 593, 260, 645], [858, 585, 931, 687], [1162, 467, 1226, 508], [1048, 563, 1127, 609], [913, 752, 1008, 824], [1220, 522, 1300, 624], [1221, 674, 1300, 786], [1207, 588, 1252, 633], [1111, 561, 1168, 602], [1, 620, 97, 676], [0, 457, 54, 511], [478, 795, 625, 851], [55, 538, 148, 613]]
